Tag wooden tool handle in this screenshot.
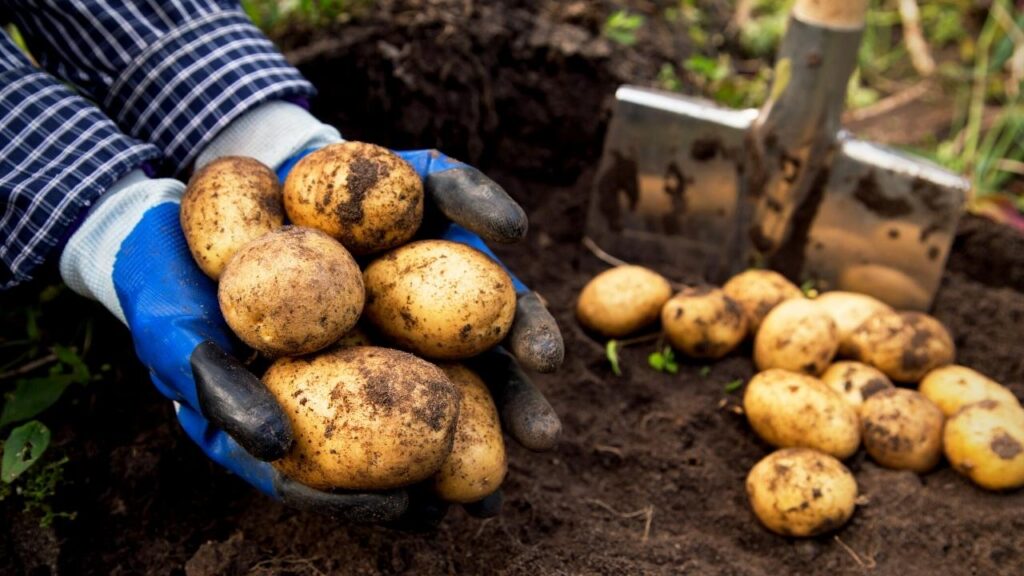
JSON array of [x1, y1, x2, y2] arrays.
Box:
[[793, 0, 868, 29]]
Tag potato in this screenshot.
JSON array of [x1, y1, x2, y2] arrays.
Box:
[[820, 361, 894, 413], [180, 156, 283, 279], [722, 269, 803, 333], [661, 287, 747, 359], [363, 240, 516, 359], [283, 142, 423, 255], [814, 291, 893, 357], [754, 299, 838, 376], [218, 226, 364, 357], [746, 448, 858, 537], [860, 389, 944, 473], [435, 364, 507, 503], [919, 365, 1021, 418], [848, 311, 955, 382], [743, 369, 861, 459], [944, 400, 1024, 491], [263, 346, 459, 490], [576, 266, 672, 337]]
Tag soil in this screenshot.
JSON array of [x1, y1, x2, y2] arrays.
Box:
[[3, 1, 1023, 575]]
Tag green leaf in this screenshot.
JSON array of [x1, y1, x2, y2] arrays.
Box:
[[724, 379, 745, 394], [53, 345, 90, 384], [0, 376, 72, 428], [648, 352, 665, 371], [649, 347, 680, 374], [2, 421, 51, 483], [699, 366, 711, 378], [604, 10, 644, 47], [606, 340, 623, 376]]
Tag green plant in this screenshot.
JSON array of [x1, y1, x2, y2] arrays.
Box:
[[648, 346, 679, 374], [242, 0, 372, 29], [604, 10, 645, 47], [724, 379, 745, 393], [606, 340, 623, 376]]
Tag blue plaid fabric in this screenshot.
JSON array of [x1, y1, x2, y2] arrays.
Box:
[[0, 2, 316, 288]]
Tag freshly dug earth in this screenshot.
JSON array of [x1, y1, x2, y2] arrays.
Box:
[[4, 2, 1023, 575]]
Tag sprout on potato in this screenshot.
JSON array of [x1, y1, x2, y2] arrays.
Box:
[[435, 364, 507, 503], [576, 266, 673, 337], [944, 400, 1024, 491], [180, 156, 283, 279], [814, 291, 893, 358], [820, 361, 894, 414], [848, 311, 955, 382], [754, 299, 838, 376], [743, 369, 861, 459], [363, 240, 516, 360], [860, 389, 944, 473], [722, 269, 803, 333], [218, 226, 364, 357], [661, 286, 747, 359], [746, 448, 858, 537], [283, 142, 424, 255], [919, 365, 1020, 418], [262, 346, 460, 491]]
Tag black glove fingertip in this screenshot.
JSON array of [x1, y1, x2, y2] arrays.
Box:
[[426, 167, 528, 244], [191, 340, 293, 461], [509, 292, 565, 374], [472, 349, 562, 452], [464, 490, 504, 519], [275, 475, 410, 524]]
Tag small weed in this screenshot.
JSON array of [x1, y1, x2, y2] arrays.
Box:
[[648, 347, 680, 374], [606, 340, 623, 376], [724, 379, 745, 393], [604, 10, 645, 47]]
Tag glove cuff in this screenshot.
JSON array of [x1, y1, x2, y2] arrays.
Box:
[[59, 171, 185, 324], [195, 101, 342, 172]]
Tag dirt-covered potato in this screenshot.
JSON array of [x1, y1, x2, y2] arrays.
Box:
[[180, 156, 283, 279], [263, 346, 459, 490], [848, 311, 955, 382], [919, 365, 1021, 418], [860, 389, 944, 473], [661, 287, 747, 359], [435, 364, 507, 503], [283, 142, 423, 255], [576, 266, 672, 337], [944, 400, 1024, 491], [218, 227, 364, 357], [746, 448, 858, 537], [754, 299, 838, 375], [722, 269, 803, 333], [363, 240, 516, 359], [743, 369, 861, 459], [333, 326, 375, 348], [821, 361, 894, 413], [814, 291, 893, 357]]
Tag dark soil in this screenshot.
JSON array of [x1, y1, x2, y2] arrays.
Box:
[[4, 1, 1024, 575]]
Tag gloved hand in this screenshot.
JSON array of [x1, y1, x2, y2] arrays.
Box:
[[59, 102, 563, 525]]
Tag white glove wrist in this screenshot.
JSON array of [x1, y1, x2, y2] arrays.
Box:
[[195, 101, 342, 172], [59, 171, 185, 324]]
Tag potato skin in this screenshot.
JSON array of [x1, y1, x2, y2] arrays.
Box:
[[754, 299, 839, 376], [944, 400, 1024, 491], [661, 287, 747, 359], [576, 266, 672, 337], [919, 365, 1021, 418], [283, 142, 423, 255], [218, 226, 364, 357], [744, 369, 861, 459], [363, 240, 516, 359], [722, 269, 803, 333], [263, 346, 460, 490], [180, 156, 283, 279], [848, 311, 955, 382], [821, 361, 894, 413], [435, 364, 507, 503], [860, 389, 944, 473], [814, 291, 893, 357], [746, 448, 858, 537]]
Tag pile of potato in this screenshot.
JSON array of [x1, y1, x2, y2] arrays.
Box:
[[577, 265, 1024, 537], [179, 144, 512, 502]]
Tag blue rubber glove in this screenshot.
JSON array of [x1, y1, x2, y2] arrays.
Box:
[[61, 174, 407, 522]]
